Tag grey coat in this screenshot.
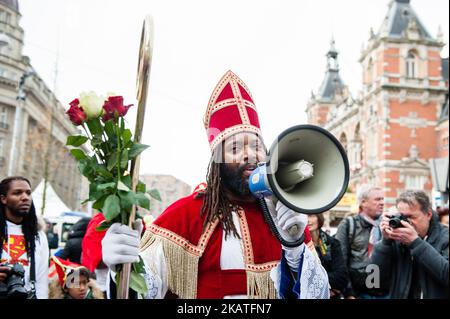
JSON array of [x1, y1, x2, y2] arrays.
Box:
[[370, 214, 449, 299]]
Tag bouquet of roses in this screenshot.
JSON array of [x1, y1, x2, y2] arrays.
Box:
[[65, 92, 160, 295]]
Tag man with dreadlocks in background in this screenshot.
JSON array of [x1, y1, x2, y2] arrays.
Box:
[[0, 176, 49, 299], [101, 71, 329, 299]]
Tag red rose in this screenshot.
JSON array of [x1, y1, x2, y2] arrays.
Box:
[[102, 96, 133, 122], [66, 99, 87, 126]]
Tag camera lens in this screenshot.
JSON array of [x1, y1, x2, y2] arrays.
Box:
[[389, 217, 401, 229]]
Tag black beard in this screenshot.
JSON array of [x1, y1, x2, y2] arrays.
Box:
[[9, 206, 29, 219], [220, 163, 251, 197]]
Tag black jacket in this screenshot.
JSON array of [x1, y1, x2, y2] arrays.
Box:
[[335, 214, 388, 296], [314, 230, 349, 294], [57, 217, 91, 264], [370, 214, 449, 299]]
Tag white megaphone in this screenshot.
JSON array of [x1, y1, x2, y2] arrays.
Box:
[[249, 125, 349, 246]]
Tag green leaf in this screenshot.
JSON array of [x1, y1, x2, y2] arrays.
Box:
[[89, 183, 104, 201], [137, 181, 146, 193], [107, 151, 118, 171], [122, 129, 132, 145], [91, 136, 103, 147], [97, 166, 114, 178], [92, 195, 108, 210], [86, 118, 103, 137], [67, 135, 88, 147], [101, 141, 112, 154], [95, 220, 112, 232], [128, 143, 149, 158], [132, 256, 146, 273], [104, 120, 115, 138], [147, 189, 162, 202], [120, 149, 129, 170], [124, 140, 133, 149], [79, 160, 94, 177], [122, 175, 132, 189], [118, 190, 135, 211], [118, 181, 130, 192], [89, 183, 98, 193], [97, 182, 116, 191], [135, 193, 150, 210], [129, 270, 148, 296], [103, 194, 121, 221], [70, 149, 87, 161], [89, 192, 104, 202]]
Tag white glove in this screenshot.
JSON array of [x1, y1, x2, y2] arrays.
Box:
[[102, 223, 140, 272], [265, 199, 307, 242], [265, 199, 307, 271]]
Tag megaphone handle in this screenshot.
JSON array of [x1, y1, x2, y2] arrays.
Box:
[[259, 198, 305, 248]]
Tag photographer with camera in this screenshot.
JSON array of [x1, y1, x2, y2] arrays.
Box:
[[0, 177, 49, 299], [371, 190, 449, 299]]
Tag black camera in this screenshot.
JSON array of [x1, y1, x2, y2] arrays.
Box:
[[388, 214, 410, 229], [0, 263, 29, 299]]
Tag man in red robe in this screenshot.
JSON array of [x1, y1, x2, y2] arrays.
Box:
[[100, 71, 329, 298]]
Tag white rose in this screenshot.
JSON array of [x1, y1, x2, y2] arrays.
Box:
[[79, 91, 105, 119]]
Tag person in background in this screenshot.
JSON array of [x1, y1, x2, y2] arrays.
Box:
[[48, 256, 104, 299], [371, 190, 448, 299], [308, 213, 348, 299], [0, 176, 49, 299], [335, 185, 388, 299], [56, 217, 91, 264], [43, 219, 59, 250], [437, 206, 449, 227]]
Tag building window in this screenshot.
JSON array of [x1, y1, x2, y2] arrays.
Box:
[[405, 175, 426, 189], [367, 58, 374, 87], [406, 50, 417, 78], [0, 139, 4, 168], [0, 10, 11, 24], [441, 135, 449, 151], [367, 130, 378, 166], [0, 106, 7, 130], [352, 123, 363, 170], [369, 104, 377, 117], [339, 132, 348, 154]]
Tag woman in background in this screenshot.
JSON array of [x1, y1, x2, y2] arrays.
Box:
[[308, 213, 349, 299]]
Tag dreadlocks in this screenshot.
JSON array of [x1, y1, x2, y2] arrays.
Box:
[[198, 151, 241, 239], [0, 176, 39, 259]]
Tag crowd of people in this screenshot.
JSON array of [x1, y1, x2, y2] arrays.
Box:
[[0, 71, 448, 300]]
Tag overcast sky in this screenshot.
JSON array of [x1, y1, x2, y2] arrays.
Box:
[[19, 0, 449, 188]]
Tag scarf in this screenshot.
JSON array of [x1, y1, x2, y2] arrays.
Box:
[[360, 213, 381, 258]]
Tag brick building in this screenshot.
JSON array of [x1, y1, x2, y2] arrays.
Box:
[[307, 0, 449, 216]]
